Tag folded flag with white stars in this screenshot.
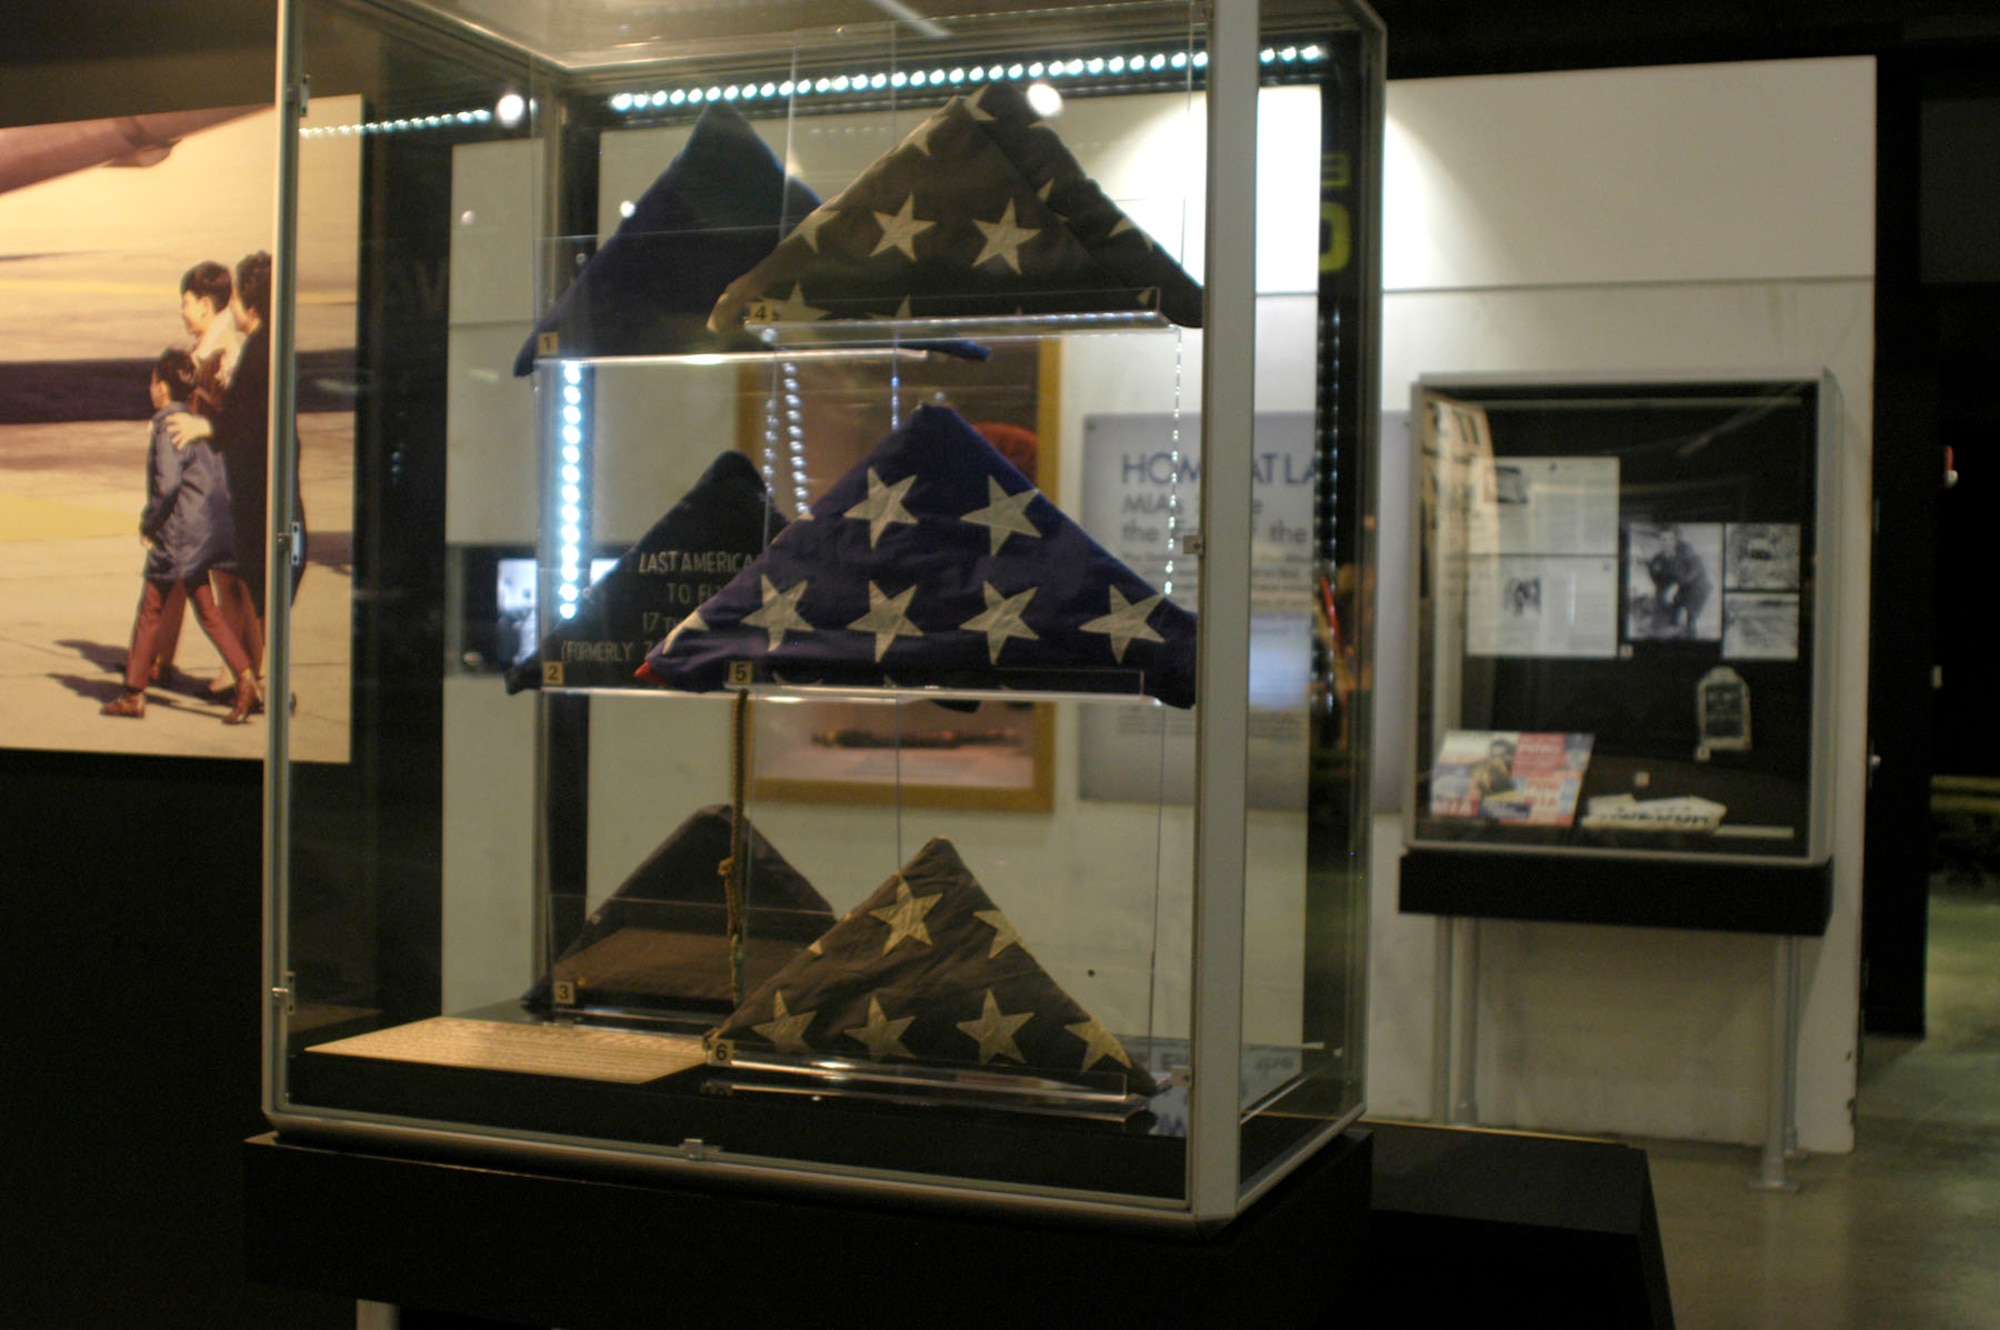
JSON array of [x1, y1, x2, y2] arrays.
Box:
[[708, 836, 1156, 1092], [522, 805, 836, 1014], [636, 404, 1197, 705], [506, 450, 785, 694], [707, 80, 1203, 333], [511, 103, 825, 373]]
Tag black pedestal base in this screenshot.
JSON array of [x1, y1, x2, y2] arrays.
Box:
[[245, 1129, 1372, 1330]]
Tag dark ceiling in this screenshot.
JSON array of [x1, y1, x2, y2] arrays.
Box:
[[9, 0, 2000, 75]]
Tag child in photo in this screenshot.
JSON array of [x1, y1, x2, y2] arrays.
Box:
[[101, 349, 260, 723]]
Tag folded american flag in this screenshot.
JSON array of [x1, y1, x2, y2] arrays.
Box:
[[639, 404, 1197, 706], [710, 836, 1155, 1093], [509, 450, 785, 693], [512, 102, 822, 372], [709, 80, 1203, 332], [523, 805, 836, 1014]]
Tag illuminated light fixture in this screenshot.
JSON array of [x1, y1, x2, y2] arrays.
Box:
[[495, 93, 526, 126], [596, 40, 1288, 120], [1025, 82, 1063, 117], [618, 200, 636, 218]]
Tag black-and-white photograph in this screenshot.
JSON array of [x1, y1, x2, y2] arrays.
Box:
[[1723, 592, 1801, 660], [1625, 520, 1723, 642], [1724, 521, 1803, 591]]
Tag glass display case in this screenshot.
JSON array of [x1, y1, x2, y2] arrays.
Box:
[[1400, 373, 1841, 933], [263, 0, 1382, 1228]]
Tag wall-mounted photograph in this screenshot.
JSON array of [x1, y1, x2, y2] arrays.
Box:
[[0, 100, 360, 761]]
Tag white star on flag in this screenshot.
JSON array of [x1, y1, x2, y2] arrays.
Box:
[[843, 467, 919, 548], [960, 582, 1039, 664], [754, 282, 829, 323], [964, 84, 1000, 122], [741, 575, 813, 650], [869, 875, 942, 954], [847, 581, 924, 661], [1080, 587, 1166, 662], [869, 193, 934, 261], [790, 208, 836, 252], [972, 199, 1039, 274], [900, 115, 940, 157], [752, 992, 816, 1055], [1064, 1016, 1134, 1072], [961, 475, 1041, 554], [972, 907, 1022, 958], [956, 989, 1034, 1064], [842, 995, 917, 1061]]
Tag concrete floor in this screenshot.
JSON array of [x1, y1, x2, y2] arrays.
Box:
[[1644, 881, 2000, 1328]]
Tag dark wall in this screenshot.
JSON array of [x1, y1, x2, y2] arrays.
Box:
[[1, 17, 347, 1330]]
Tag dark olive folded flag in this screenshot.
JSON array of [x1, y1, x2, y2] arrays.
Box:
[[523, 805, 836, 1015], [709, 836, 1156, 1093], [708, 80, 1203, 333]]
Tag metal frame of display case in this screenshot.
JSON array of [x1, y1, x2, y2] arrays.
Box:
[[261, 0, 1384, 1230]]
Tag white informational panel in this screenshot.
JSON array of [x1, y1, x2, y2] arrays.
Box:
[[1074, 411, 1314, 809]]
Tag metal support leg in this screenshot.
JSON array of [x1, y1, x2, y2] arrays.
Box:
[[1448, 916, 1480, 1125], [1752, 934, 1802, 1192], [1431, 917, 1455, 1122]]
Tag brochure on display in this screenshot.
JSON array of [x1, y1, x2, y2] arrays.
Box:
[[1428, 730, 1593, 826]]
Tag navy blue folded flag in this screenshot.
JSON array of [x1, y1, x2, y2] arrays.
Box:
[[638, 404, 1197, 706], [506, 450, 785, 693], [708, 80, 1204, 333], [709, 837, 1156, 1093], [511, 103, 823, 374], [524, 805, 836, 1014]]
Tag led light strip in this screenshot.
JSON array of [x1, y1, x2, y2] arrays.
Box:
[[553, 362, 591, 620], [608, 44, 1325, 114], [300, 109, 494, 139]]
